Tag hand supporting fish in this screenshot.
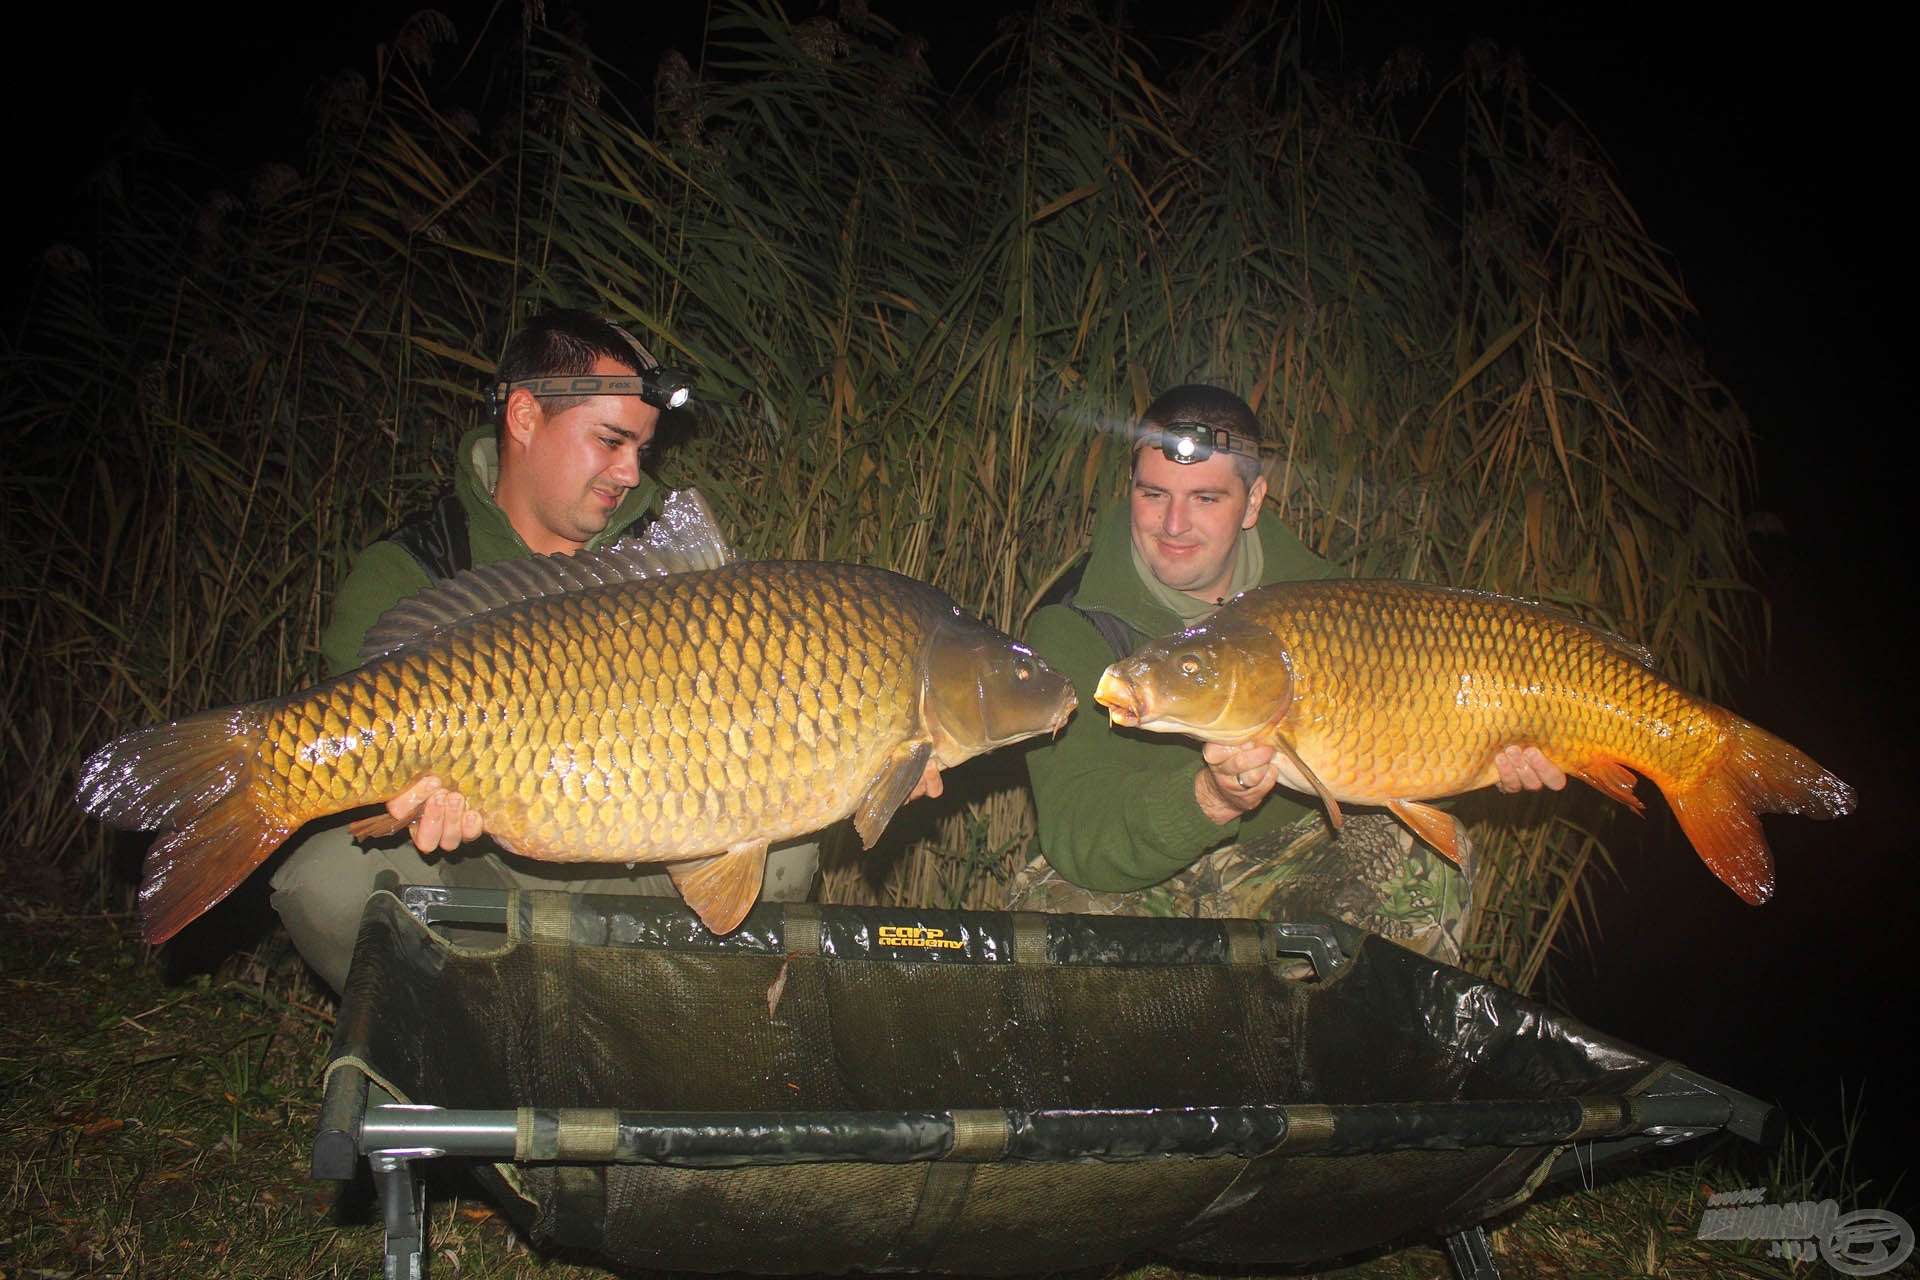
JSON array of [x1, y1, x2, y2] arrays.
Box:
[[1095, 578, 1853, 904], [1493, 747, 1568, 794], [383, 757, 947, 854], [1195, 740, 1565, 826], [1195, 739, 1279, 821], [385, 776, 486, 853]]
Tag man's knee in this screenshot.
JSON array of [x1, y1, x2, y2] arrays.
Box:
[[269, 822, 434, 994], [270, 825, 385, 997], [760, 840, 819, 903]]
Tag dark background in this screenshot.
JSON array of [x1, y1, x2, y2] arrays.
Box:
[[10, 0, 1909, 1207]]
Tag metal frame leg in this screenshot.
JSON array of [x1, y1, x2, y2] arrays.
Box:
[[1444, 1224, 1500, 1279], [371, 1153, 426, 1280]]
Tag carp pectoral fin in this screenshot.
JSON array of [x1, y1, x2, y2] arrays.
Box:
[[668, 840, 769, 935], [346, 812, 408, 840], [853, 742, 934, 848], [1387, 800, 1466, 869], [1270, 734, 1343, 829]]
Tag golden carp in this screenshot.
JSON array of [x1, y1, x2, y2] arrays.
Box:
[[78, 492, 1077, 943], [1093, 578, 1853, 904]]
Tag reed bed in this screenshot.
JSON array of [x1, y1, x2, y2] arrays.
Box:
[[3, 0, 1764, 994]]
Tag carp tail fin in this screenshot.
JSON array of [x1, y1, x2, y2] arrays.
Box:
[[138, 804, 295, 945], [75, 705, 294, 944], [1666, 717, 1855, 906]]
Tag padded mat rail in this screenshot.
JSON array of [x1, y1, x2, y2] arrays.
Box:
[[340, 1089, 1743, 1165]]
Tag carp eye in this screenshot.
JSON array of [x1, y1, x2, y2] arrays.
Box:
[[1015, 663, 1032, 681], [1178, 656, 1201, 678]]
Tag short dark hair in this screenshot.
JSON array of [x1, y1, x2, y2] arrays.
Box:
[[1133, 384, 1264, 486], [493, 309, 657, 424]]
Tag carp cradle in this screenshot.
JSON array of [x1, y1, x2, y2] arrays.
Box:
[[314, 884, 1776, 1278]]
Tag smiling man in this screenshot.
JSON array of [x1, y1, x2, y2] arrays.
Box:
[[496, 352, 661, 554], [1018, 385, 1562, 959], [267, 310, 830, 993], [314, 312, 673, 681]]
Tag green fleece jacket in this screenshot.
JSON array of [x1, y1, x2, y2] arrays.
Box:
[[1023, 502, 1337, 891], [319, 427, 663, 676]]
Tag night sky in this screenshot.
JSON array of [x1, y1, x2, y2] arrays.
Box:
[[12, 0, 1910, 1208]]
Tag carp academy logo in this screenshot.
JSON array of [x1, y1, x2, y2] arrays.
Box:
[[876, 924, 964, 951], [1696, 1187, 1914, 1275]]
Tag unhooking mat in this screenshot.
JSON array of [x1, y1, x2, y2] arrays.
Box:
[[317, 887, 1773, 1274]]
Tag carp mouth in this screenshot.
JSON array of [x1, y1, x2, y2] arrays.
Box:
[[924, 629, 1081, 760], [1095, 656, 1258, 740], [1093, 668, 1143, 727], [983, 683, 1079, 748]]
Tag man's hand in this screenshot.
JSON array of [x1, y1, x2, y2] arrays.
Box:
[[1191, 742, 1563, 825], [385, 776, 486, 854], [382, 759, 943, 859], [1493, 745, 1566, 793], [1196, 741, 1279, 824]]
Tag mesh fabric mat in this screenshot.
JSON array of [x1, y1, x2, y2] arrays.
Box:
[[331, 890, 1663, 1273]]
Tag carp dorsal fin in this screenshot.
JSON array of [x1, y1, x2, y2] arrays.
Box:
[[1599, 631, 1658, 669], [357, 488, 735, 664], [1540, 603, 1656, 669]]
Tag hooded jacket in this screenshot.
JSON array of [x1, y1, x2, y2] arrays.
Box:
[[318, 426, 662, 676], [1023, 501, 1336, 890]]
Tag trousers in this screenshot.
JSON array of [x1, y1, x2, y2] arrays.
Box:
[[269, 819, 819, 994], [1005, 812, 1472, 965]]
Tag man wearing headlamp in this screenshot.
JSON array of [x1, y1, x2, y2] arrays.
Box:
[[266, 309, 815, 992], [1018, 385, 1561, 959]]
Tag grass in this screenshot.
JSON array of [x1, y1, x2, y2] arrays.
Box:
[[3, 912, 339, 1274], [5, 892, 1905, 1280]]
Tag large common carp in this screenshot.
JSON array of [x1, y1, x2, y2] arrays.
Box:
[[1093, 578, 1853, 904], [78, 492, 1077, 943]]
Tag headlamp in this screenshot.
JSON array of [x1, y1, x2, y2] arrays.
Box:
[[484, 322, 694, 419], [487, 369, 694, 416], [1151, 419, 1237, 464]]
